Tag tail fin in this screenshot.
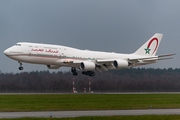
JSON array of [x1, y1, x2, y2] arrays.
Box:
[[133, 33, 163, 56]]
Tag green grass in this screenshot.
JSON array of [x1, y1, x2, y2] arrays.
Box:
[[0, 93, 180, 111], [2, 115, 180, 120]]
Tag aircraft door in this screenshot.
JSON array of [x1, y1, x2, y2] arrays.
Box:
[[28, 45, 33, 56], [59, 48, 64, 58]]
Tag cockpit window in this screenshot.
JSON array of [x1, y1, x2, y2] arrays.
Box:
[[15, 44, 21, 46]]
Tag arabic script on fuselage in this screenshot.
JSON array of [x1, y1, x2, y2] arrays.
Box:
[[31, 49, 58, 53]]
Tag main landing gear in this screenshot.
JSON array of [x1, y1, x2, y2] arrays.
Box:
[[18, 62, 23, 70], [82, 71, 95, 77], [71, 67, 78, 76], [71, 67, 95, 77]]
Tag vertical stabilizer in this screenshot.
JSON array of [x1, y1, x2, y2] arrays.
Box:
[[133, 33, 163, 56]]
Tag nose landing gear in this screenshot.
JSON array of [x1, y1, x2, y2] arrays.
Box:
[[18, 62, 23, 70]]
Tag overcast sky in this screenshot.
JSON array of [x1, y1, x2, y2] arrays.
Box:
[[0, 0, 179, 73]]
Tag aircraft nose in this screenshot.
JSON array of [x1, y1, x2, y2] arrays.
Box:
[[4, 49, 10, 56]]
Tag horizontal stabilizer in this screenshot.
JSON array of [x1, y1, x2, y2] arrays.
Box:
[[158, 53, 176, 58], [128, 53, 176, 63]]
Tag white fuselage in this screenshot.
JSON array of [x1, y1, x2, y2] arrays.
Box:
[[4, 41, 161, 77], [4, 42, 147, 67]]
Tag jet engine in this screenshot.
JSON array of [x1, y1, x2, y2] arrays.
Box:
[[80, 61, 96, 71], [113, 59, 129, 68], [47, 65, 61, 69]]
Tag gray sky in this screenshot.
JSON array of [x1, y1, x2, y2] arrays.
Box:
[[0, 0, 179, 73]]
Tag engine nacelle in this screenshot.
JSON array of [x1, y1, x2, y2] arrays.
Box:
[[47, 65, 61, 69], [80, 61, 96, 71], [113, 59, 129, 68]]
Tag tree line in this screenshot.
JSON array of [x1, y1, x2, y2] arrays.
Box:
[[0, 68, 180, 93]]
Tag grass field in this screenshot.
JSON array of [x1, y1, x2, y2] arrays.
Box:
[[0, 93, 180, 120], [1, 115, 180, 120], [0, 115, 180, 120], [0, 93, 180, 111]]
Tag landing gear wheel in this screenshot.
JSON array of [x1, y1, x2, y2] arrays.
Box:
[[71, 67, 78, 76], [18, 62, 23, 70], [19, 66, 23, 70], [73, 73, 78, 76], [82, 71, 95, 77], [89, 72, 95, 77]]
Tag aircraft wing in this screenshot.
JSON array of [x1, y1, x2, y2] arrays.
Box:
[[96, 53, 175, 64], [55, 59, 82, 68], [96, 53, 176, 70], [55, 53, 175, 71], [96, 59, 116, 63], [128, 53, 176, 63], [95, 59, 119, 71], [55, 58, 115, 71]]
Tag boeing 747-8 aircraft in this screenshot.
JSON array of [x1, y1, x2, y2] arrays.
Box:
[[4, 33, 175, 76]]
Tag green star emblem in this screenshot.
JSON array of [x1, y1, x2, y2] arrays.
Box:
[[144, 47, 151, 54]]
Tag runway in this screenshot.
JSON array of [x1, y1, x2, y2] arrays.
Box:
[[1, 109, 180, 118]]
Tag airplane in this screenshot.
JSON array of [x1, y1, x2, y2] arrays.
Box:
[[4, 33, 175, 77]]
